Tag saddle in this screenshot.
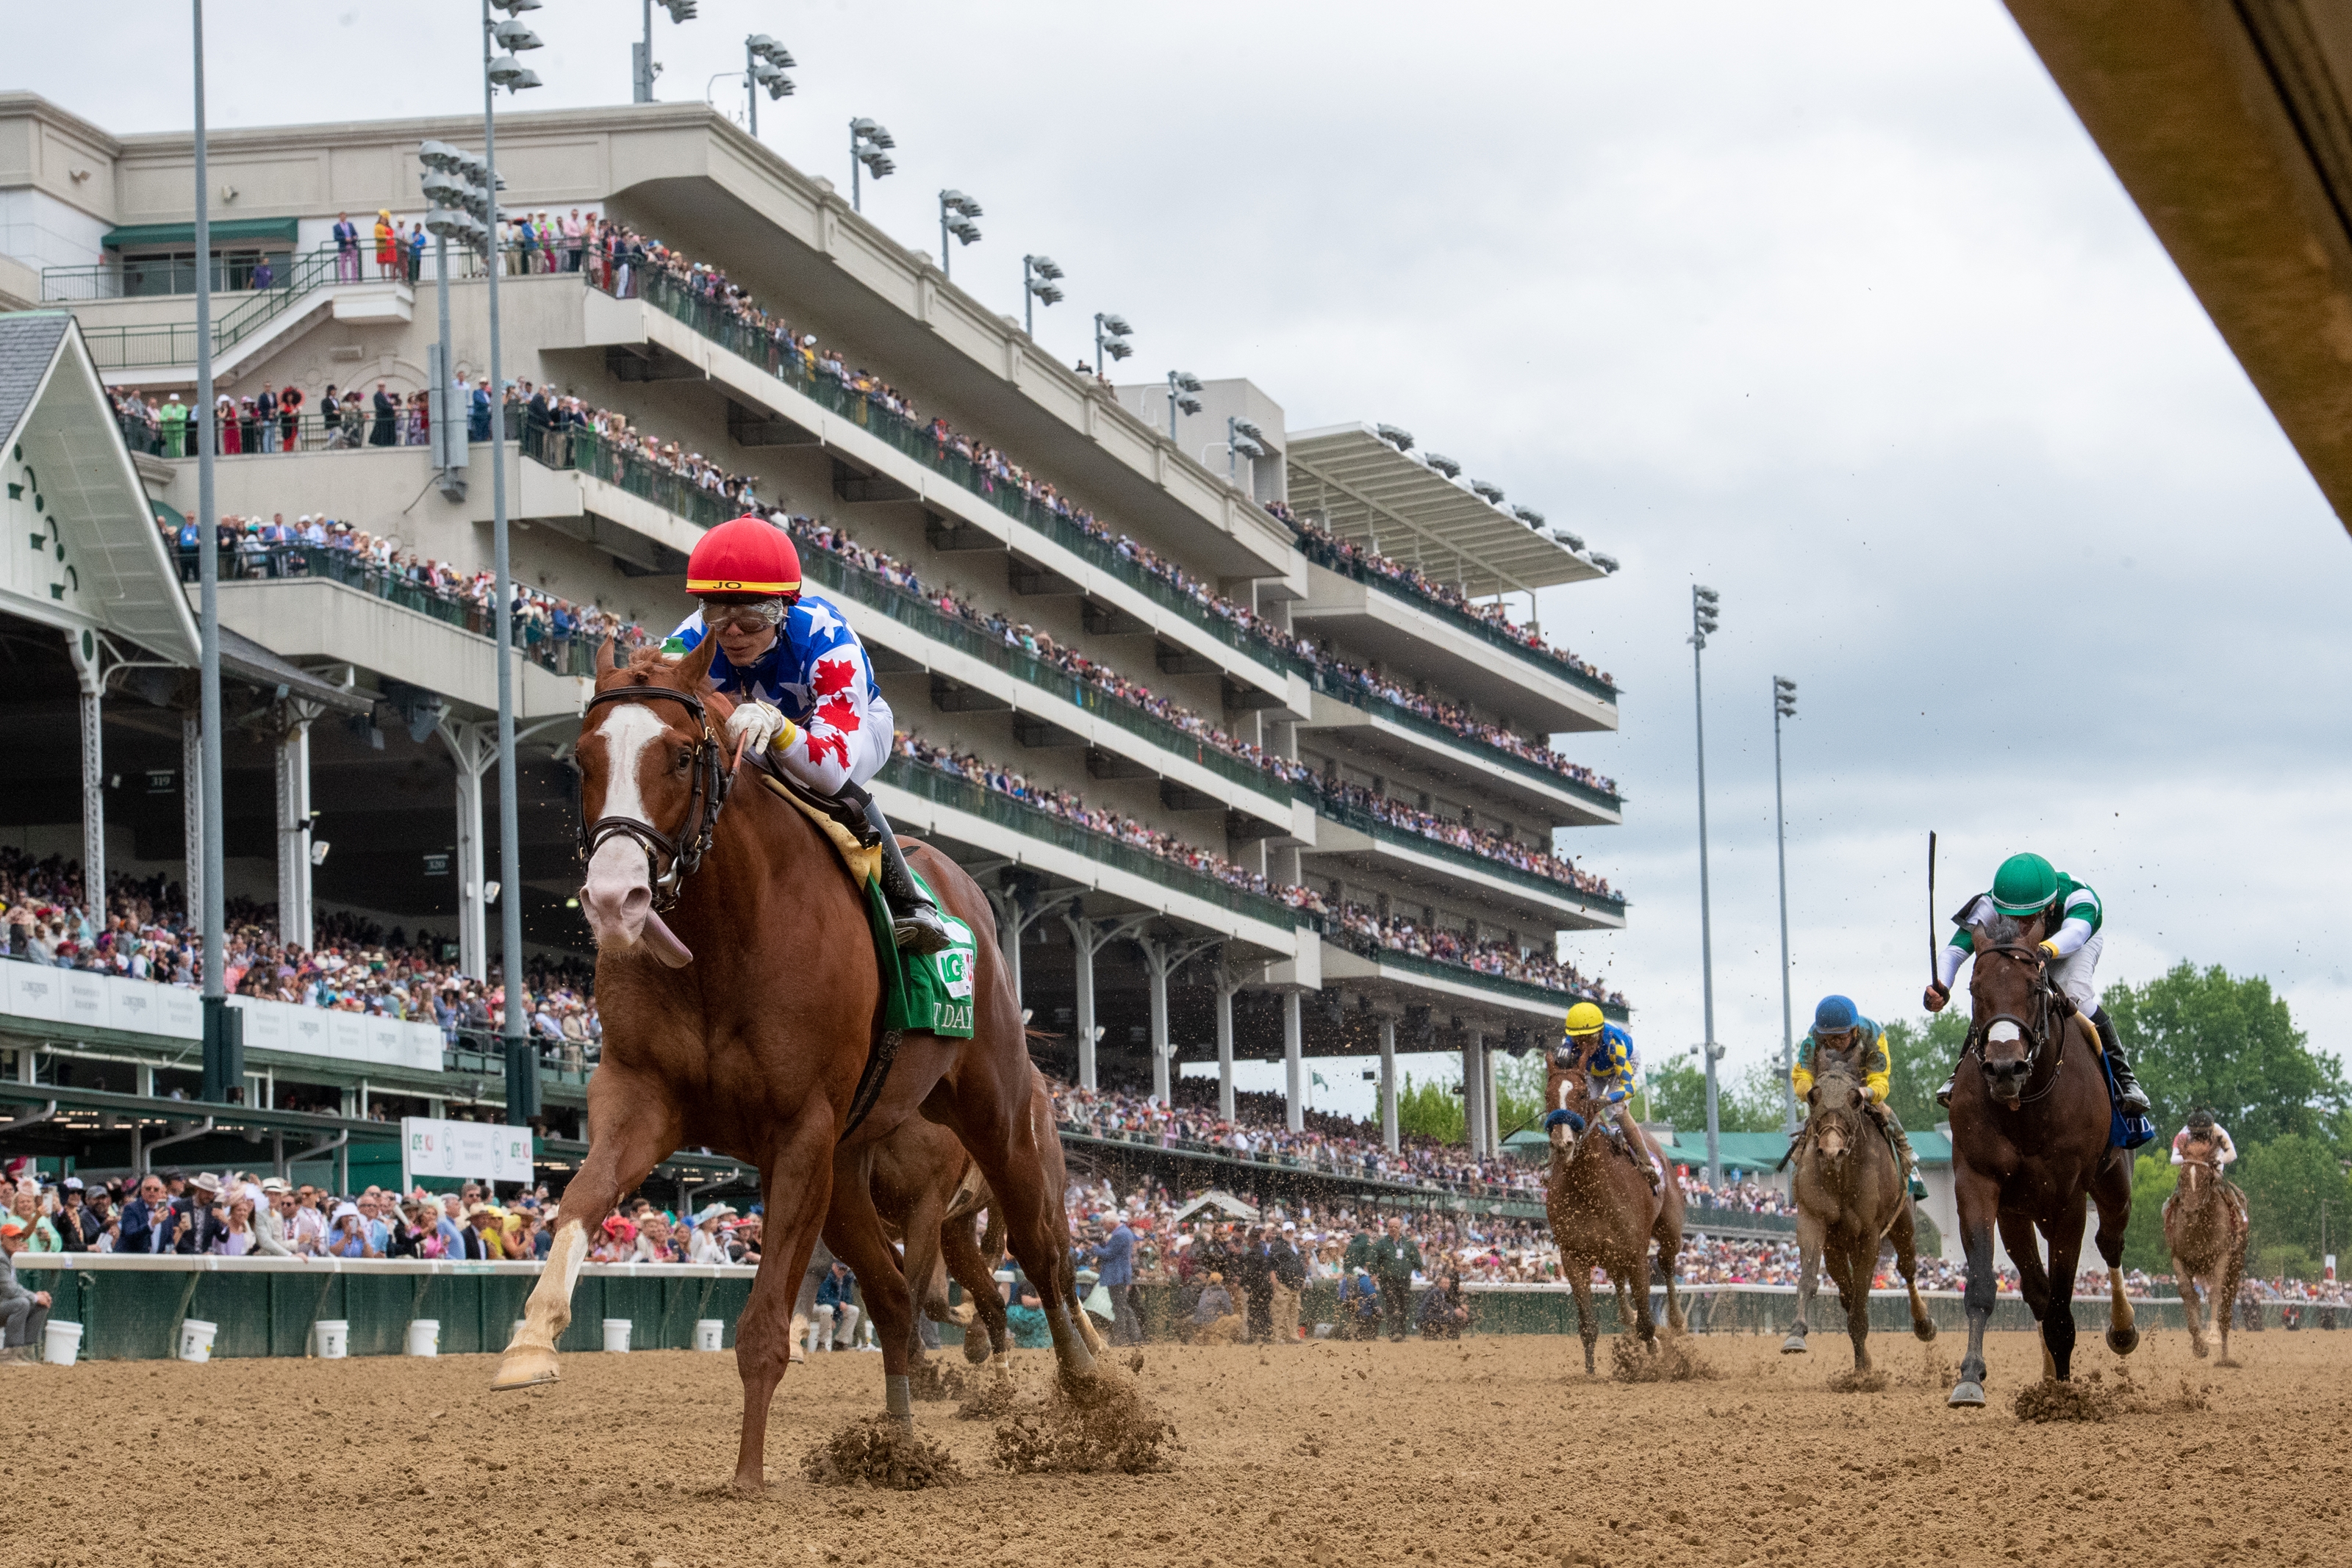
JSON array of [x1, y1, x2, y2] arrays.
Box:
[[759, 769, 881, 888]]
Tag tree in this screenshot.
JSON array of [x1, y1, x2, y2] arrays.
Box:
[[2235, 1133, 2352, 1279], [2103, 963, 2349, 1147], [1641, 1060, 1707, 1129], [1880, 1013, 1969, 1134], [1395, 1071, 1463, 1146], [2120, 1151, 2179, 1274]]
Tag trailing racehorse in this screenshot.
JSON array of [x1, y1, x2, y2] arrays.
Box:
[[490, 640, 1099, 1489], [1781, 1061, 1936, 1369], [1943, 911, 2137, 1406], [870, 1084, 1026, 1373], [1543, 1057, 1685, 1373], [2164, 1148, 2247, 1365]]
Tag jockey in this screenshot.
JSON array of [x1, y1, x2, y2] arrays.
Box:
[[1557, 1001, 1657, 1190], [2170, 1108, 2237, 1170], [1790, 994, 1927, 1200], [1923, 851, 2149, 1115], [667, 514, 954, 954]]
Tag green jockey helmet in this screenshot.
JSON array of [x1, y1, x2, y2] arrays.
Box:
[[1990, 852, 2060, 917]]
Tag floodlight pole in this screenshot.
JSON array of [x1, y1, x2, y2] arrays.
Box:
[[745, 37, 759, 137], [483, 0, 535, 1129], [1094, 314, 1107, 378], [193, 0, 237, 1104], [849, 121, 862, 213], [938, 193, 952, 282], [1023, 255, 1036, 338], [1692, 588, 1721, 1187], [634, 0, 655, 103], [1774, 677, 1797, 1134]]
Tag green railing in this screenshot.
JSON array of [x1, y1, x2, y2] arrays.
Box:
[[620, 267, 1308, 680], [1313, 797, 1629, 916], [1299, 665, 1622, 813], [201, 540, 604, 679], [77, 245, 372, 372], [1326, 932, 1630, 1018], [1059, 1127, 1547, 1211], [880, 755, 1316, 932], [1292, 532, 1620, 702], [519, 420, 742, 531]]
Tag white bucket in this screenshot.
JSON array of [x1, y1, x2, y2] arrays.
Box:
[[602, 1317, 633, 1353], [42, 1320, 83, 1367], [312, 1318, 349, 1359], [176, 1318, 218, 1363], [694, 1318, 724, 1352], [405, 1319, 440, 1358]]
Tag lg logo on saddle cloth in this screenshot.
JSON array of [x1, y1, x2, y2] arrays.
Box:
[[926, 915, 976, 1035]]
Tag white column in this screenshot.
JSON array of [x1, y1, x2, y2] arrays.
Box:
[[1144, 938, 1172, 1105], [1379, 1017, 1398, 1154], [1283, 991, 1304, 1133], [992, 893, 1023, 1010], [440, 722, 494, 979], [71, 639, 104, 914], [1463, 1034, 1485, 1157], [182, 713, 204, 920], [1483, 1035, 1502, 1154], [1064, 913, 1099, 1091], [274, 709, 318, 949], [1215, 971, 1237, 1121]]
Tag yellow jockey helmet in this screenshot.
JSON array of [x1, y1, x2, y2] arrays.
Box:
[[1563, 1001, 1607, 1037]]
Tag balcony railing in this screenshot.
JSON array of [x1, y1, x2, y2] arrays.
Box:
[[1323, 931, 1631, 1019], [188, 539, 603, 679], [1299, 664, 1622, 813], [74, 245, 415, 373], [879, 755, 1316, 933], [1312, 796, 1627, 915], [612, 267, 1309, 680], [1293, 531, 1620, 702]]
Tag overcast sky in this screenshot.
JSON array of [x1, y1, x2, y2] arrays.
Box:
[[15, 1, 2351, 1116]]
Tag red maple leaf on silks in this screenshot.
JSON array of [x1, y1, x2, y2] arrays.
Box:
[[810, 655, 858, 699], [804, 729, 851, 773], [815, 694, 861, 733]]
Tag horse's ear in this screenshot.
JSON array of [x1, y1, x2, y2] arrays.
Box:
[[594, 634, 617, 675], [673, 630, 720, 688]]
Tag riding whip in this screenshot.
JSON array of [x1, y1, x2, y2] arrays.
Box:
[[1926, 830, 1937, 982]]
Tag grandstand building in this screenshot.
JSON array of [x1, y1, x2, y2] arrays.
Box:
[[0, 90, 1624, 1182]]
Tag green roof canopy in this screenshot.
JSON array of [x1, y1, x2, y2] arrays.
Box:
[[102, 218, 300, 251]]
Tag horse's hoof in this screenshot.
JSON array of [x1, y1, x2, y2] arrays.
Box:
[[1914, 1321, 1939, 1343], [489, 1345, 560, 1392], [728, 1471, 767, 1496], [1947, 1381, 1986, 1409], [2190, 1339, 2209, 1361], [2107, 1326, 2140, 1356], [1780, 1335, 1808, 1355], [947, 1301, 978, 1326]]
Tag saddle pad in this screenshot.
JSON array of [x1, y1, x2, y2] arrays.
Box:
[[2101, 1050, 2156, 1151], [759, 772, 883, 891], [864, 868, 978, 1039]]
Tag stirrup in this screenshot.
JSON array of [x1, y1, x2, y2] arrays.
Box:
[[891, 902, 955, 955], [1935, 1073, 1955, 1110]]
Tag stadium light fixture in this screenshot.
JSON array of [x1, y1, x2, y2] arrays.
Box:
[[1690, 582, 1725, 1184], [1226, 415, 1267, 487], [737, 35, 795, 134], [634, 0, 698, 104], [1093, 312, 1133, 373], [1022, 253, 1065, 337], [938, 190, 983, 280], [1771, 673, 1801, 1132], [1166, 369, 1203, 436], [850, 119, 895, 212]]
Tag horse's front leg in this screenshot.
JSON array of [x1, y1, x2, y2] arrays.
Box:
[[1785, 1209, 1825, 1354], [1948, 1169, 2000, 1407], [733, 1102, 840, 1492], [1568, 1263, 1599, 1375], [2091, 1150, 2138, 1356], [2173, 1256, 2208, 1359], [1890, 1199, 1937, 1343], [492, 1067, 680, 1390], [2035, 1194, 2090, 1382]]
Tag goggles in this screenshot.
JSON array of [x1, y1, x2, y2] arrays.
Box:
[[703, 600, 785, 632]]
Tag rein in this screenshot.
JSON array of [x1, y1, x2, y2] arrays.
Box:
[[577, 684, 734, 913], [1964, 941, 2067, 1106]]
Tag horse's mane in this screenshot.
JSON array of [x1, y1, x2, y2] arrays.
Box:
[[600, 644, 736, 724]]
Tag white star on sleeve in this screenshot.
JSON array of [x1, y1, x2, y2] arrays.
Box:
[[797, 597, 843, 639]]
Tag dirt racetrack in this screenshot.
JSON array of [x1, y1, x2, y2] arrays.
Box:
[[3, 1326, 2345, 1567]]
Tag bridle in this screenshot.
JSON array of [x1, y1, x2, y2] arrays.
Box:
[[1965, 941, 2065, 1105], [576, 683, 733, 912]]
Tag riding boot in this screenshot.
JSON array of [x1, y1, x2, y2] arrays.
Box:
[[1935, 1066, 1957, 1110], [2088, 1007, 2150, 1115], [861, 797, 956, 955]]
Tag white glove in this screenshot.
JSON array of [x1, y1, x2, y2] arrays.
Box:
[[725, 700, 797, 757]]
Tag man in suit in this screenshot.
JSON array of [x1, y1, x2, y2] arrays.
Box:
[[115, 1174, 184, 1256], [1369, 1216, 1424, 1342], [1089, 1215, 1139, 1346]]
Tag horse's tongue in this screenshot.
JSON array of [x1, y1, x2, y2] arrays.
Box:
[[642, 908, 694, 968]]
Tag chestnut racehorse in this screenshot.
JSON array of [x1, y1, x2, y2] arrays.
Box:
[[2164, 1149, 2247, 1364], [1945, 911, 2137, 1406], [871, 1093, 1019, 1372], [1782, 1060, 1936, 1370], [1543, 1056, 1685, 1373], [490, 640, 1097, 1489]]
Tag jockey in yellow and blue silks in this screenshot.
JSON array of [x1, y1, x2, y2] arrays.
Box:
[[1549, 1001, 1659, 1190], [1791, 995, 1926, 1200]]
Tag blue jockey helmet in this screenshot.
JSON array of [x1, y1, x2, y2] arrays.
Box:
[[1813, 994, 1859, 1033]]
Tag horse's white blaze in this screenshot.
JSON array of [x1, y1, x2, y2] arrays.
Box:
[[578, 704, 667, 946], [1555, 1079, 1572, 1110], [1986, 1020, 2022, 1043]]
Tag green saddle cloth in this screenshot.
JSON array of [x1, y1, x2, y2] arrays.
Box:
[[861, 868, 977, 1038]]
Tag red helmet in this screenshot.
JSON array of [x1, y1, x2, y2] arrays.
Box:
[[685, 515, 802, 599]]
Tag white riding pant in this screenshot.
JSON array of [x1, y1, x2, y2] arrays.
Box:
[[2050, 929, 2104, 1014]]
